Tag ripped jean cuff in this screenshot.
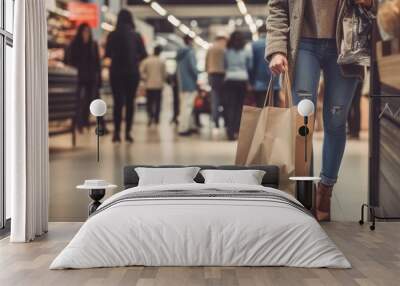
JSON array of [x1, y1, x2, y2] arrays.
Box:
[[319, 173, 337, 187]]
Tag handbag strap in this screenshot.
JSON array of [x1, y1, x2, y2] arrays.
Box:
[[263, 70, 293, 108]]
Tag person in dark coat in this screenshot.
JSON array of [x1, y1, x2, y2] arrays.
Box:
[[65, 23, 102, 133], [167, 73, 180, 125], [223, 31, 252, 141], [105, 9, 147, 143]]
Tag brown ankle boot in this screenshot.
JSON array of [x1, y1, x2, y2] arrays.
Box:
[[315, 183, 333, 222]]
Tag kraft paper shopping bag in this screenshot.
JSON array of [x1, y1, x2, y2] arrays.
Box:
[[236, 72, 297, 195], [235, 105, 262, 165]]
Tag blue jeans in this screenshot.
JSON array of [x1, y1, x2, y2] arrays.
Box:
[[292, 38, 359, 186]]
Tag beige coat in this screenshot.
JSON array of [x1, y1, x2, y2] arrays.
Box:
[[206, 44, 225, 74], [140, 56, 167, 90], [266, 0, 375, 79]]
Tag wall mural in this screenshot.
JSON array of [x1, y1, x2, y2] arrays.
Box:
[[372, 21, 400, 217]]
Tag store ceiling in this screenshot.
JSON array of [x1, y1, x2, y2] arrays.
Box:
[[126, 0, 268, 47], [127, 2, 267, 18], [127, 0, 268, 4]]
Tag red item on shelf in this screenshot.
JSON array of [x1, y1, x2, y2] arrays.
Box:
[[67, 2, 99, 28]]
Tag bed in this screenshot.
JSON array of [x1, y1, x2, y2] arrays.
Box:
[[50, 165, 350, 269]]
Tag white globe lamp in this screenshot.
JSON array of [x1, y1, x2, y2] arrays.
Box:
[[90, 99, 107, 117], [90, 99, 107, 162], [297, 99, 315, 163], [297, 99, 315, 117]]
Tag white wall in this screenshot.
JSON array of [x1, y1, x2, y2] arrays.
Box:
[[5, 45, 13, 219]]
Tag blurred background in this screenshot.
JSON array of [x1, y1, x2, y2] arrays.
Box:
[[43, 0, 370, 222]]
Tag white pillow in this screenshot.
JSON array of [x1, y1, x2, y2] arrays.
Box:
[[200, 169, 266, 185], [135, 167, 201, 186]]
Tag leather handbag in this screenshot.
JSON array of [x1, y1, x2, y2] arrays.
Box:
[[338, 0, 376, 66]]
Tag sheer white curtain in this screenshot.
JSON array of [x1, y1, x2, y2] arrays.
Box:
[[7, 0, 49, 242]]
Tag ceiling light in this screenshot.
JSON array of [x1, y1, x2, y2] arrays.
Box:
[[190, 20, 198, 28], [237, 1, 247, 15], [194, 37, 202, 45], [236, 1, 259, 40], [188, 30, 196, 38], [179, 24, 191, 35], [244, 14, 253, 25], [249, 22, 257, 33], [194, 36, 210, 49], [142, 1, 210, 50], [167, 15, 181, 27], [156, 36, 168, 46], [150, 2, 167, 17], [101, 22, 114, 32]]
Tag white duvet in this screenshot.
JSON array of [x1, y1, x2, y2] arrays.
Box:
[[50, 183, 350, 269]]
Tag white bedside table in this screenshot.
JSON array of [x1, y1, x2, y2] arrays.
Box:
[[77, 180, 117, 215], [289, 177, 320, 210]]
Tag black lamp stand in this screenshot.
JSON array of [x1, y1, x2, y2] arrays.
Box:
[[88, 189, 106, 215], [298, 116, 310, 162], [296, 180, 314, 210], [95, 117, 105, 162], [294, 115, 315, 210]]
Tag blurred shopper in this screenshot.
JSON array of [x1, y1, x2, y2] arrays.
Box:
[[140, 46, 166, 126], [206, 32, 227, 129], [176, 35, 198, 136], [267, 0, 374, 221], [105, 9, 147, 143], [348, 81, 363, 139], [167, 73, 180, 125], [65, 23, 101, 133], [250, 27, 280, 108], [223, 31, 252, 141]]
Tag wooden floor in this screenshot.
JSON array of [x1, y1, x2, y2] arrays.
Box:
[[0, 222, 399, 286]]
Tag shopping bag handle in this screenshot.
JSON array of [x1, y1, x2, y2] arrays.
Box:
[[263, 70, 293, 108], [263, 76, 275, 107], [282, 70, 293, 107]]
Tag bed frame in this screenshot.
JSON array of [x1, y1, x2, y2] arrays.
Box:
[[123, 165, 280, 189]]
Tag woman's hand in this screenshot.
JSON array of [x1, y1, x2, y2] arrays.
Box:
[[354, 0, 372, 8], [269, 53, 288, 76]]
